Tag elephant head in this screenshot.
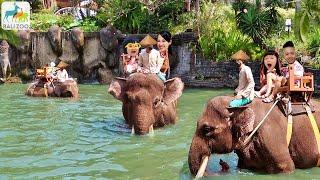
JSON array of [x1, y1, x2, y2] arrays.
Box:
[[54, 80, 79, 98], [108, 73, 184, 135], [188, 96, 255, 176]]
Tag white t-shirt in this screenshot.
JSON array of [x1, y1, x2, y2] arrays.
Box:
[[284, 61, 304, 78], [57, 69, 69, 81], [138, 49, 164, 74]]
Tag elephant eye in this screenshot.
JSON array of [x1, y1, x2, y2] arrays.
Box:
[[202, 125, 214, 137], [153, 97, 161, 107]]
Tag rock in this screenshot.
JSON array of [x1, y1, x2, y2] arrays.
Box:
[[17, 30, 31, 52], [106, 52, 118, 68], [31, 33, 57, 67], [0, 40, 10, 78], [71, 27, 84, 53], [100, 25, 122, 51], [4, 76, 22, 83], [47, 25, 62, 56], [60, 32, 80, 65], [97, 68, 114, 84], [83, 37, 107, 72], [19, 68, 33, 82], [0, 40, 9, 54]]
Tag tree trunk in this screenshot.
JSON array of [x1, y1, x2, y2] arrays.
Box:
[[295, 0, 301, 12]]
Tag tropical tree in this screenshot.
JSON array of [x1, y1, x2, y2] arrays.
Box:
[[294, 0, 320, 42], [233, 0, 284, 48]]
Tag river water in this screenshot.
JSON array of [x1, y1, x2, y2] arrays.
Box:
[[0, 84, 319, 179]]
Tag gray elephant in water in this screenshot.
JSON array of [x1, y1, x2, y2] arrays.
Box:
[[0, 40, 11, 80]]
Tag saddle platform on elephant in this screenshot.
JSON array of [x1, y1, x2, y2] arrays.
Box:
[[278, 64, 314, 102], [278, 100, 315, 117]]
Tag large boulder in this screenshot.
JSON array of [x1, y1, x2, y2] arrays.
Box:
[[99, 25, 122, 51], [71, 27, 84, 53], [47, 25, 62, 56], [97, 68, 114, 84]]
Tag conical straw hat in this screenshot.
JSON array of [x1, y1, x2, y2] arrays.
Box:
[[57, 61, 69, 68], [231, 50, 250, 61], [140, 34, 157, 47]]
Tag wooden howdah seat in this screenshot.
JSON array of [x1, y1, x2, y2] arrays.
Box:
[[278, 64, 314, 102], [36, 67, 55, 81]]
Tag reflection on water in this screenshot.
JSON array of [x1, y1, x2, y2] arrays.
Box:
[[0, 84, 319, 179]]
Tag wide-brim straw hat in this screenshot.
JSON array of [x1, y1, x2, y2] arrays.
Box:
[[57, 61, 69, 68], [140, 34, 157, 47], [231, 50, 250, 61]]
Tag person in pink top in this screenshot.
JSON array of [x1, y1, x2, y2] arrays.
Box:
[[121, 37, 141, 75]]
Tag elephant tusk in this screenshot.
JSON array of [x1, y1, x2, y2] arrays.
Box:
[[131, 126, 135, 135], [149, 124, 154, 135], [195, 156, 209, 178]]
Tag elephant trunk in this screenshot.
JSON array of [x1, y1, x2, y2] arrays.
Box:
[[132, 106, 155, 135], [188, 135, 211, 176]]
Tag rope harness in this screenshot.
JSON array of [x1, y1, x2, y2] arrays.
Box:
[[238, 94, 320, 167], [304, 104, 320, 166], [240, 96, 281, 148]]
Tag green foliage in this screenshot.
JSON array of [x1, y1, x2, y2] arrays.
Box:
[[0, 28, 20, 46], [232, 1, 254, 12], [29, 0, 44, 13], [265, 0, 285, 8], [31, 10, 100, 32], [307, 26, 320, 57], [97, 0, 186, 33], [31, 10, 75, 31], [236, 7, 271, 44], [197, 2, 264, 61], [233, 0, 283, 47], [294, 0, 320, 42], [310, 56, 320, 69]]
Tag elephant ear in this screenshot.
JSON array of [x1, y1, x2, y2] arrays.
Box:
[[228, 107, 255, 137], [163, 77, 184, 105], [108, 77, 126, 101]]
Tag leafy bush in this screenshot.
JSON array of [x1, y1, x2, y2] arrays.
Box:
[[31, 10, 74, 31], [294, 0, 320, 42], [307, 26, 320, 57], [31, 10, 101, 32], [197, 2, 264, 61], [97, 0, 186, 34], [233, 0, 283, 47]]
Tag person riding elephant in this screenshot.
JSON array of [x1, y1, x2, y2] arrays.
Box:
[[26, 78, 78, 98], [108, 73, 184, 135], [188, 96, 320, 177]]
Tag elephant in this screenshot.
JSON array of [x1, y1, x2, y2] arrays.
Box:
[[188, 96, 320, 176], [26, 79, 79, 98], [108, 73, 184, 135]]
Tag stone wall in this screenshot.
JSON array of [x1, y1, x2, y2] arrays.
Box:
[[3, 29, 320, 94]]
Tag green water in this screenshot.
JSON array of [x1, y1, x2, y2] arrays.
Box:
[[0, 84, 319, 179]]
